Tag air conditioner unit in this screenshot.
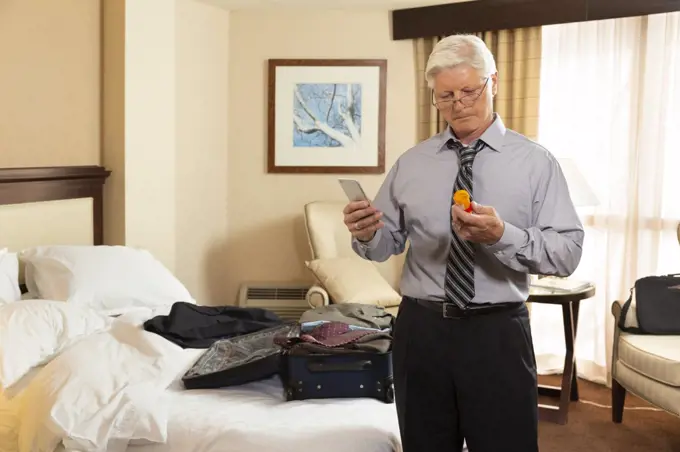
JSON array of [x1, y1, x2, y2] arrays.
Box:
[[237, 281, 312, 322]]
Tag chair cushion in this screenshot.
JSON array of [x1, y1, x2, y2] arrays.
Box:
[[619, 333, 680, 387], [303, 201, 405, 290], [305, 257, 402, 308]]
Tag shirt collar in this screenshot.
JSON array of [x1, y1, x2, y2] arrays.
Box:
[[438, 113, 506, 153]]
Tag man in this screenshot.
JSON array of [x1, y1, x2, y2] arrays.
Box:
[[344, 35, 584, 452]]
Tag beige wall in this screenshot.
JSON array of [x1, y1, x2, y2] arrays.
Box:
[[102, 0, 231, 304], [2, 1, 416, 305], [225, 10, 417, 300], [123, 0, 178, 272], [175, 0, 230, 305], [0, 0, 100, 167], [101, 0, 126, 247]]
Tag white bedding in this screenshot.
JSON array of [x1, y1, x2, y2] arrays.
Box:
[[0, 306, 402, 452], [130, 376, 401, 452]]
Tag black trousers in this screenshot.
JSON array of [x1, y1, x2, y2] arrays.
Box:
[[393, 297, 538, 452]]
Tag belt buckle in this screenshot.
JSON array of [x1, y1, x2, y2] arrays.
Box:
[[442, 303, 463, 319]]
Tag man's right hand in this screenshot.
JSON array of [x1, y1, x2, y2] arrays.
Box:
[[343, 201, 384, 242]]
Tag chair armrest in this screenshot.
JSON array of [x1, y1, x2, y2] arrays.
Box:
[[306, 285, 330, 309], [611, 299, 624, 324], [611, 300, 626, 372]]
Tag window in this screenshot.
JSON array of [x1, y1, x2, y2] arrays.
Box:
[[531, 13, 680, 383]]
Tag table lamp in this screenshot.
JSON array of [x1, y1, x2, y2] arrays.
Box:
[[557, 158, 599, 208]]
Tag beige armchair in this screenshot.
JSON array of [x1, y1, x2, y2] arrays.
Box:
[[303, 201, 405, 316], [610, 223, 680, 423]]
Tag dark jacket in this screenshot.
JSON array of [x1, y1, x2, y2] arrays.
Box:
[[143, 302, 283, 348]]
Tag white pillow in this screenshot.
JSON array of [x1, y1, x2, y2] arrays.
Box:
[[15, 320, 197, 452], [0, 300, 111, 392], [20, 245, 194, 315], [0, 249, 21, 305]]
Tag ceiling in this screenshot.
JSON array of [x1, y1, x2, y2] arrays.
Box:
[[201, 0, 465, 10]]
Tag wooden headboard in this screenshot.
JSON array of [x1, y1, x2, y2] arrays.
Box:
[[0, 166, 110, 245]]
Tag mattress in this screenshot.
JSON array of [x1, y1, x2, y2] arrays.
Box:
[[128, 375, 402, 452]]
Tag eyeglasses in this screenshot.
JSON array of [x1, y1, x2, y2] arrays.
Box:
[[431, 77, 490, 109]]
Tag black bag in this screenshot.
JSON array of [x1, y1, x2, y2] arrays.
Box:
[[181, 322, 299, 390], [281, 350, 395, 403], [619, 273, 680, 335]]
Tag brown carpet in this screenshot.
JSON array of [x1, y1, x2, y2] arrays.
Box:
[[538, 375, 680, 452]]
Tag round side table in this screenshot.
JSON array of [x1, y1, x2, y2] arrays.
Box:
[[528, 283, 596, 425]]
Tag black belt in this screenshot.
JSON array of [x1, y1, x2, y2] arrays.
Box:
[[405, 296, 522, 319]]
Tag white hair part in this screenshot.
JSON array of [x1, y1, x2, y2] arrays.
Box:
[[425, 34, 497, 88]]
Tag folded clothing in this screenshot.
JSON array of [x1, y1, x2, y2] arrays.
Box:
[[300, 320, 390, 333], [276, 320, 392, 354], [299, 303, 394, 331]]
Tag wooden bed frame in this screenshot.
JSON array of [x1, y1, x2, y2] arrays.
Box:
[[0, 165, 110, 245]]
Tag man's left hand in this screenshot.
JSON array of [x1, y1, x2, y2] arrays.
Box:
[[451, 201, 505, 244]]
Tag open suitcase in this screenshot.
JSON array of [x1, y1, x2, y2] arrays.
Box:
[[181, 322, 299, 390], [281, 350, 395, 403]]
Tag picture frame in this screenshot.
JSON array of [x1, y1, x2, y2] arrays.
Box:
[[267, 59, 387, 174]]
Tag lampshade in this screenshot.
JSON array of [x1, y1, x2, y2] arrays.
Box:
[[557, 158, 599, 207]]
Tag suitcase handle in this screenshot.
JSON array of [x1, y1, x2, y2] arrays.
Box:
[[306, 359, 373, 373]]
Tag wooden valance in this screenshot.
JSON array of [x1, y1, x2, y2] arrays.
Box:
[[392, 0, 680, 40]]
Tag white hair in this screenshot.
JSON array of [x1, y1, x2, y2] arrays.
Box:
[[425, 34, 497, 88]]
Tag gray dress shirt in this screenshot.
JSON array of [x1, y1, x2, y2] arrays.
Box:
[[352, 115, 584, 304]]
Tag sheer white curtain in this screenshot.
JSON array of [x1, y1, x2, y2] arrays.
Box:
[[532, 12, 680, 385]]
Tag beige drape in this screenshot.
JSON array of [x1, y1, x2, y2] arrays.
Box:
[[414, 28, 542, 142], [477, 28, 542, 140], [414, 36, 446, 141]]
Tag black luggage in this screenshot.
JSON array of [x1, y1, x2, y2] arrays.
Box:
[[182, 322, 299, 389], [281, 350, 395, 403], [620, 273, 680, 334]]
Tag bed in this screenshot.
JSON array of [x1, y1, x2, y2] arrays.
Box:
[[0, 165, 402, 452]]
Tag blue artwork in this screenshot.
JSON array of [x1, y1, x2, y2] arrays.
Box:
[[292, 83, 362, 148]]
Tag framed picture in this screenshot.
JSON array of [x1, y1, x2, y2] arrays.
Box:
[[267, 59, 387, 174]]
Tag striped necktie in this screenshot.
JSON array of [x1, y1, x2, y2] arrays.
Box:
[[444, 138, 485, 308]]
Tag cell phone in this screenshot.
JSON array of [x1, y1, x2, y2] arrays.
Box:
[[338, 178, 369, 202]]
